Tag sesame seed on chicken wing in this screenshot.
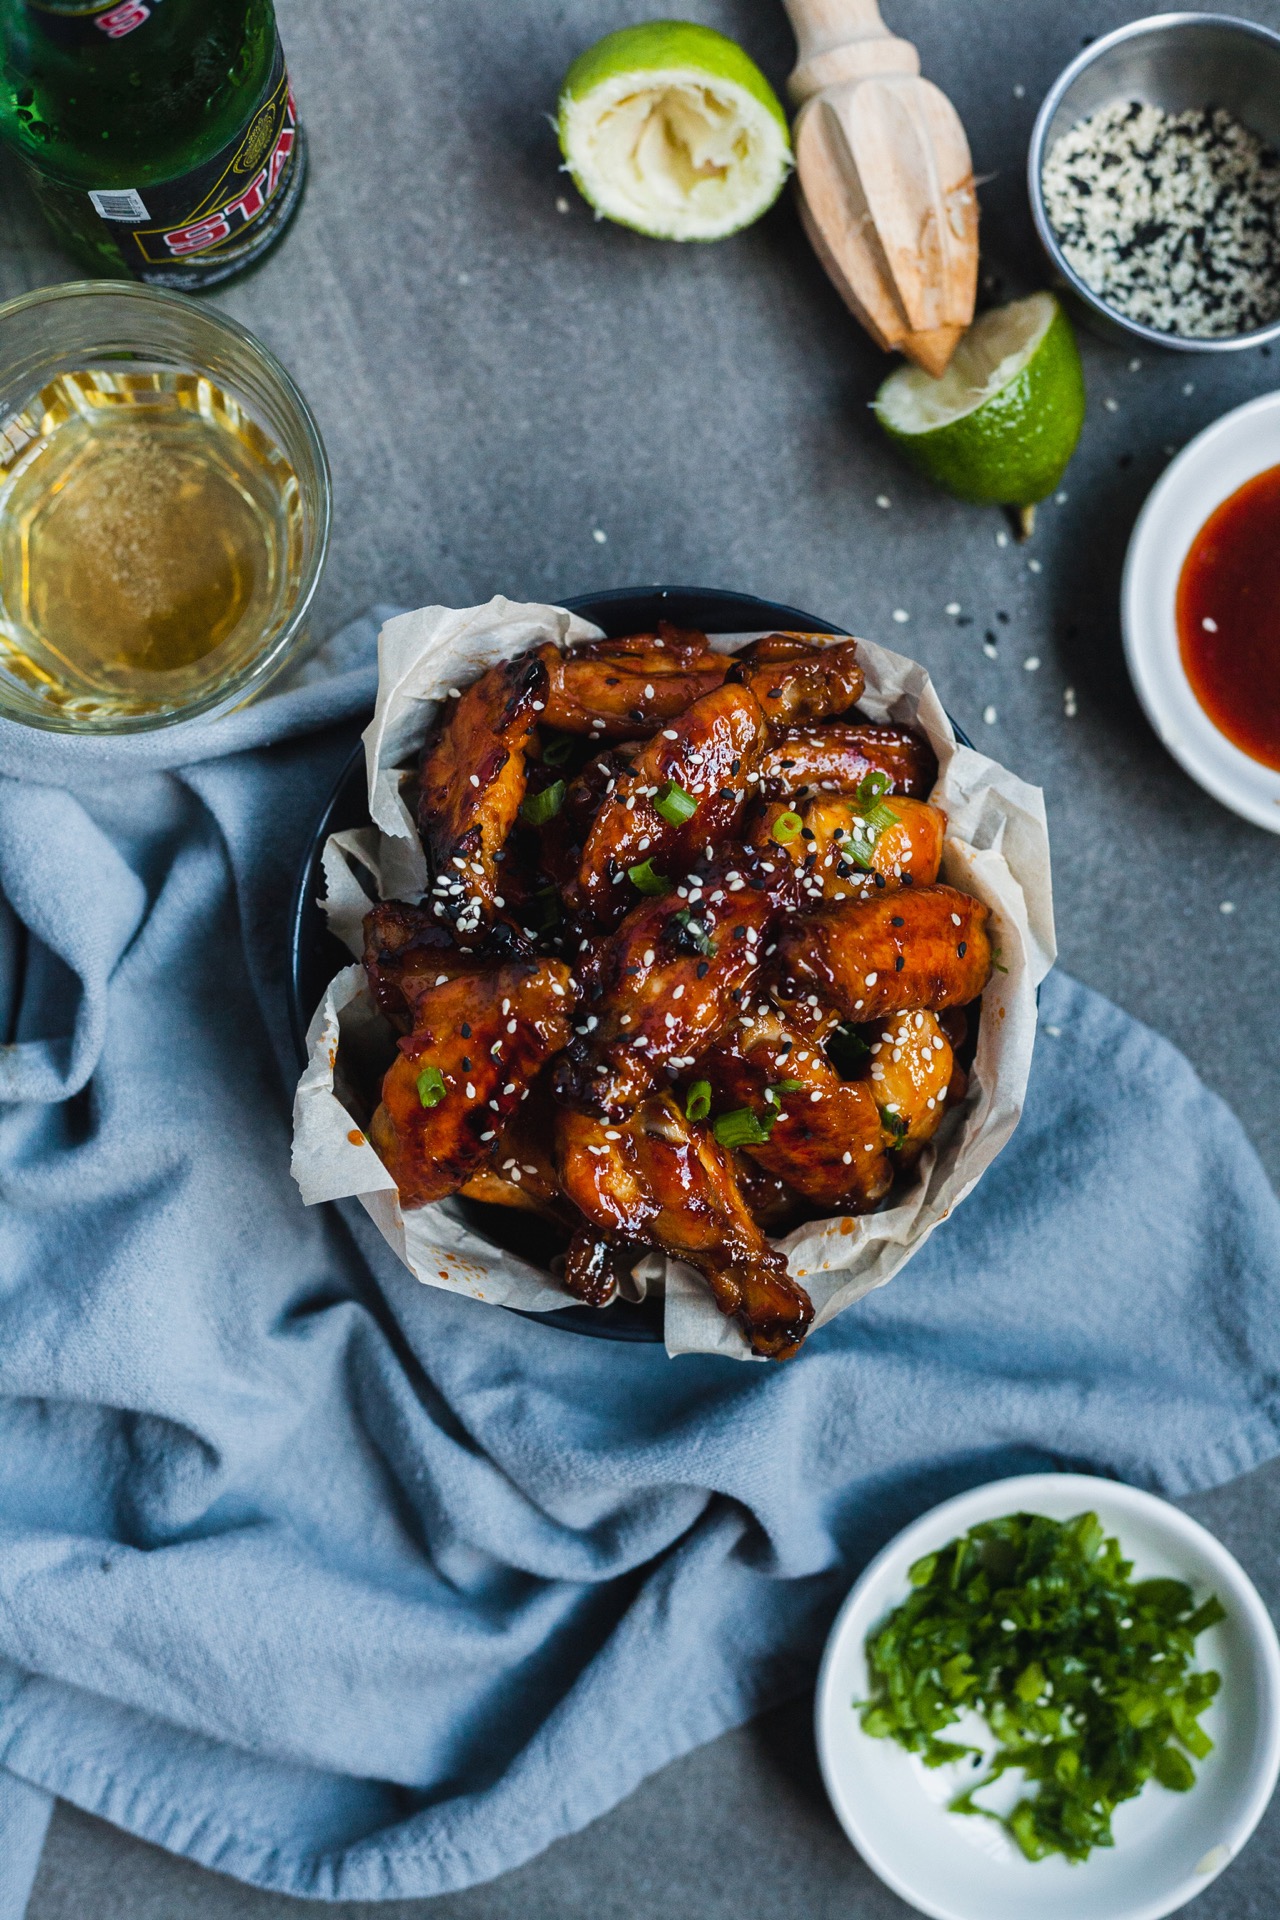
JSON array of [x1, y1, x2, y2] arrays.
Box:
[[555, 846, 796, 1120], [418, 648, 554, 934], [369, 962, 576, 1210], [772, 885, 992, 1025], [866, 1009, 957, 1165], [542, 624, 729, 740], [362, 901, 531, 1031], [573, 681, 771, 926], [758, 721, 938, 801], [755, 795, 946, 902], [701, 1007, 895, 1213], [556, 1096, 813, 1359]]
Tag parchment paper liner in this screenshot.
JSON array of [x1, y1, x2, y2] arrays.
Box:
[[292, 597, 1056, 1359]]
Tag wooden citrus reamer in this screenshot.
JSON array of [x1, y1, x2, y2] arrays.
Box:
[[782, 0, 979, 376]]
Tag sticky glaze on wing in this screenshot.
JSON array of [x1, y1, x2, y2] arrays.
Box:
[[772, 885, 992, 1024], [758, 722, 938, 800], [729, 635, 865, 727], [543, 625, 729, 738], [755, 795, 946, 903], [574, 682, 769, 925], [370, 962, 575, 1208], [702, 1008, 894, 1212], [556, 848, 795, 1118], [556, 1095, 813, 1358], [418, 648, 552, 933]]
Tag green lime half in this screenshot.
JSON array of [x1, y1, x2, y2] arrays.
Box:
[[873, 293, 1086, 510], [557, 21, 791, 242]]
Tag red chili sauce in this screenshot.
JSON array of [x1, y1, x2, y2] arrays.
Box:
[[1176, 463, 1280, 772]]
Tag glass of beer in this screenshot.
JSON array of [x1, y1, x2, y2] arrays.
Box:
[[0, 280, 330, 731]]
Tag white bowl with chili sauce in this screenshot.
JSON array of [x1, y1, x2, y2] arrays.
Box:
[[1123, 391, 1280, 832]]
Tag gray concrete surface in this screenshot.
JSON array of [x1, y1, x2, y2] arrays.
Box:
[[4, 0, 1280, 1911]]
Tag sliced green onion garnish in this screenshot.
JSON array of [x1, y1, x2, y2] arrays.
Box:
[[764, 1078, 804, 1106], [416, 1065, 447, 1108], [772, 810, 804, 845], [670, 908, 716, 956], [858, 1509, 1226, 1864], [879, 1105, 908, 1147], [685, 1080, 712, 1123], [519, 779, 565, 826], [713, 1106, 776, 1148], [628, 858, 671, 896], [855, 769, 892, 806], [526, 884, 562, 931], [542, 734, 576, 766], [654, 779, 698, 827]]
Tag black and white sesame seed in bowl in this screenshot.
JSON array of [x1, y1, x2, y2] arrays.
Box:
[[1028, 13, 1280, 353]]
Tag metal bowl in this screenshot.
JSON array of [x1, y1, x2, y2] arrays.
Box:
[[1027, 12, 1280, 353]]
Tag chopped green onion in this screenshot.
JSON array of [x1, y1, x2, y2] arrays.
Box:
[[879, 1105, 909, 1147], [858, 1509, 1226, 1865], [772, 810, 804, 845], [827, 1023, 870, 1077], [416, 1065, 447, 1108], [855, 769, 892, 806], [685, 1080, 712, 1123], [764, 1078, 804, 1106], [654, 779, 698, 827], [713, 1106, 776, 1148], [628, 858, 671, 896], [519, 779, 565, 826], [541, 733, 576, 766], [670, 908, 716, 956]]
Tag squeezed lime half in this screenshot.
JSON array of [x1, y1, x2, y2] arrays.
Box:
[[557, 20, 791, 242], [873, 293, 1087, 511]]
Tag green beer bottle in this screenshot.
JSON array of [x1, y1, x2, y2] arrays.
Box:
[[0, 0, 305, 288]]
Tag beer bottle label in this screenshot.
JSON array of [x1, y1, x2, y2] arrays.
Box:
[[79, 32, 306, 290]]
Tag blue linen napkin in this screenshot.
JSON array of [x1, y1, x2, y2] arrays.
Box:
[[2, 613, 1279, 1912]]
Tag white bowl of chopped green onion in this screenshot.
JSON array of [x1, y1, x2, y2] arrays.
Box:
[[1028, 15, 1280, 351], [815, 1472, 1280, 1919]]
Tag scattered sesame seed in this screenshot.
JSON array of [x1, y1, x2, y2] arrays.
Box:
[[1220, 900, 1236, 914], [996, 530, 1009, 548], [1055, 491, 1069, 505], [1183, 382, 1195, 395], [876, 494, 891, 509], [1202, 616, 1218, 632], [1024, 655, 1041, 671], [892, 609, 909, 623], [592, 528, 607, 544], [1064, 686, 1078, 718], [1028, 557, 1042, 573], [1014, 82, 1025, 98], [945, 601, 961, 616], [1104, 396, 1119, 412], [983, 704, 998, 725]]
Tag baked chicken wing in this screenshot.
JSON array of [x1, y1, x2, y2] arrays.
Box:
[[772, 885, 992, 1025], [758, 721, 937, 801], [363, 901, 529, 1030], [573, 682, 770, 926], [701, 1008, 895, 1213], [370, 962, 576, 1209], [754, 795, 946, 903], [556, 847, 796, 1118], [556, 1096, 814, 1358], [418, 649, 553, 933], [728, 635, 865, 727], [543, 625, 729, 739]]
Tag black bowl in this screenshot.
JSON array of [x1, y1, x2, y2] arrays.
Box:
[[286, 586, 961, 1343]]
